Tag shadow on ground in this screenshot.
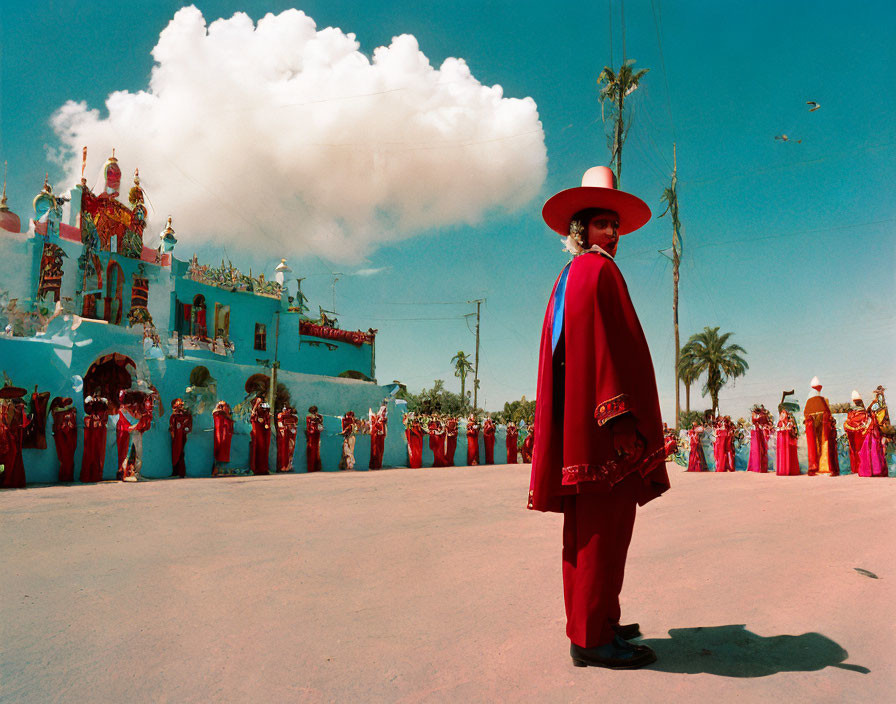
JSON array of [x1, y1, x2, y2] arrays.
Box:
[[639, 625, 869, 677]]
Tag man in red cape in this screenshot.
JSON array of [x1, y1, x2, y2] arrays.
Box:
[[529, 165, 669, 669], [50, 397, 78, 482], [465, 414, 480, 466], [482, 416, 496, 464], [212, 401, 234, 475], [505, 421, 518, 463], [249, 397, 272, 475], [304, 406, 323, 472], [276, 404, 299, 472], [369, 403, 387, 469], [169, 398, 193, 478]]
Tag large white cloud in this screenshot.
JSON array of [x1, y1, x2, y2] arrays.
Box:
[[50, 6, 547, 262]]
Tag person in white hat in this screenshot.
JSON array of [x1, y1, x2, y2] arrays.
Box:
[[802, 377, 840, 476], [528, 166, 669, 669]]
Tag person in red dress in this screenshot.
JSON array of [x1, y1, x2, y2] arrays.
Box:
[[117, 391, 153, 481], [81, 391, 109, 483], [427, 415, 446, 467], [23, 387, 50, 450], [843, 390, 866, 474], [775, 408, 801, 476], [747, 405, 772, 473], [50, 397, 78, 482], [404, 413, 424, 468], [686, 422, 708, 472], [529, 165, 668, 669], [505, 421, 519, 463], [212, 400, 234, 475], [249, 397, 272, 475], [482, 416, 497, 464], [276, 404, 299, 472], [304, 406, 323, 472], [0, 385, 30, 488], [445, 416, 458, 467], [339, 411, 357, 470], [169, 398, 193, 478], [466, 414, 480, 466], [713, 416, 735, 472], [369, 403, 387, 469], [520, 421, 534, 463]]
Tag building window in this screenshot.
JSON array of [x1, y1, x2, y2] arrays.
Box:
[[192, 294, 208, 338], [104, 260, 124, 325], [254, 323, 267, 351], [214, 303, 230, 341]]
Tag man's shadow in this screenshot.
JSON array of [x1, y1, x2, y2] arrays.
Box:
[[638, 625, 869, 677]]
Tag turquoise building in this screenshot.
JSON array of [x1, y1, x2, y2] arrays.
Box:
[[0, 153, 408, 483]]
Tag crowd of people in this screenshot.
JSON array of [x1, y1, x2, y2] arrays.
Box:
[[667, 380, 892, 477], [0, 379, 542, 488], [401, 412, 535, 467]]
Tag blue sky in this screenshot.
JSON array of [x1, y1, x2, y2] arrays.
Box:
[[1, 0, 893, 418]]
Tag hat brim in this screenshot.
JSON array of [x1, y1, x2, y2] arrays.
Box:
[[0, 386, 27, 399], [542, 186, 651, 236]]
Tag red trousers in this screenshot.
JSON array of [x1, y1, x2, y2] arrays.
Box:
[[562, 476, 638, 648]]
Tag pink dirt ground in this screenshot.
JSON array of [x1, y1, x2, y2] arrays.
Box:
[[2, 465, 894, 703]]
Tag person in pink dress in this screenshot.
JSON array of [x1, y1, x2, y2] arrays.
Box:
[[747, 405, 772, 473], [775, 408, 801, 476], [713, 416, 734, 472], [686, 423, 708, 472]]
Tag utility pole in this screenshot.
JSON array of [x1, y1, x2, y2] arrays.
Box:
[[671, 143, 681, 429], [471, 299, 483, 411]]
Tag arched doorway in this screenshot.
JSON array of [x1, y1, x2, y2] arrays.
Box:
[[82, 353, 136, 412], [104, 260, 124, 324]]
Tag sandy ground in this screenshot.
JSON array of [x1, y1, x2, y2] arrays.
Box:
[[2, 465, 894, 703]]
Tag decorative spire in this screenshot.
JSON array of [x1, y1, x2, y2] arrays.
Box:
[[1, 161, 7, 210], [0, 161, 21, 233], [80, 146, 88, 186], [159, 216, 177, 253], [134, 168, 140, 185]]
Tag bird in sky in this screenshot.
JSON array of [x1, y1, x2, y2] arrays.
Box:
[[774, 134, 802, 144], [806, 101, 821, 111]]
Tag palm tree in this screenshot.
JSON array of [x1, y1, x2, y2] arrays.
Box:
[[679, 327, 749, 416], [677, 354, 699, 415], [597, 59, 649, 187], [451, 351, 474, 404], [659, 145, 683, 425]]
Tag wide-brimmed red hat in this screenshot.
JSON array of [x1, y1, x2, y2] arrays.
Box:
[[0, 385, 27, 399], [542, 166, 651, 237]]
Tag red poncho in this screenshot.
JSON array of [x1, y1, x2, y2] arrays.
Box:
[[529, 252, 669, 513]]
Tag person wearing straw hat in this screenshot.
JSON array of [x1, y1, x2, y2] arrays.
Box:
[[0, 384, 30, 488], [528, 165, 670, 669]]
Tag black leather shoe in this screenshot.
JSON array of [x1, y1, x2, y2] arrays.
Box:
[[570, 637, 656, 669], [613, 622, 641, 640]]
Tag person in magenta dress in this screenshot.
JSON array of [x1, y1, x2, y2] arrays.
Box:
[[775, 409, 801, 476], [713, 417, 733, 472], [747, 404, 772, 473], [275, 404, 299, 472], [686, 423, 708, 472], [466, 414, 480, 466]]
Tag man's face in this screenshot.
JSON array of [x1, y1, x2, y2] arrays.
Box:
[[586, 210, 621, 256]]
